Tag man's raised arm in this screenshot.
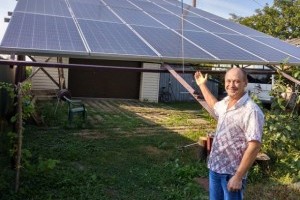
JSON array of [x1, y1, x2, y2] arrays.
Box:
[[194, 71, 218, 109]]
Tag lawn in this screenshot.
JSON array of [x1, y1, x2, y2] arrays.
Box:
[[0, 99, 299, 199]]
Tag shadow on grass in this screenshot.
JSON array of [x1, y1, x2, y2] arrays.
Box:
[[1, 99, 212, 200]]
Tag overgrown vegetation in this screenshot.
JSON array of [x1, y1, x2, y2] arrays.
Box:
[[261, 68, 300, 184]]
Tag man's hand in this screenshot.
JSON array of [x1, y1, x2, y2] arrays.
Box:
[[227, 175, 243, 192], [194, 71, 208, 86]]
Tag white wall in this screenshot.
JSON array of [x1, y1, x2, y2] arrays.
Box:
[[31, 57, 69, 90], [139, 63, 161, 102]]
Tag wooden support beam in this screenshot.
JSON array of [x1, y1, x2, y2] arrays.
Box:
[[40, 68, 60, 88], [23, 67, 41, 82], [27, 56, 60, 87], [15, 84, 23, 192], [57, 57, 66, 89], [164, 64, 217, 120], [268, 65, 300, 85]]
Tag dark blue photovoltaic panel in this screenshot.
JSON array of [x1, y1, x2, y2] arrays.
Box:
[[184, 16, 237, 34], [1, 12, 87, 53], [149, 0, 175, 5], [188, 7, 225, 20], [103, 0, 135, 9], [132, 25, 217, 60], [217, 34, 300, 63], [78, 20, 157, 56], [155, 3, 198, 16], [110, 7, 165, 28], [15, 0, 71, 17], [182, 31, 263, 61], [250, 36, 300, 60], [69, 0, 104, 5], [130, 1, 169, 14], [69, 1, 121, 23], [148, 12, 199, 31], [1, 0, 300, 66], [212, 19, 270, 37]]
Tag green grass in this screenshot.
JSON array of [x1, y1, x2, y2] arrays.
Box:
[[1, 100, 211, 200], [0, 100, 299, 199]]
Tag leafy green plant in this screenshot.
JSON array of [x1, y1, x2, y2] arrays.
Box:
[[260, 66, 300, 183], [263, 113, 300, 183]]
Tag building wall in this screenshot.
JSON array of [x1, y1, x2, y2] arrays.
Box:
[[160, 72, 219, 102], [31, 57, 69, 90], [139, 63, 160, 102]]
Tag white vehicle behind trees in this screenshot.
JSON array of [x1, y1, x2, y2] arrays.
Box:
[[245, 65, 274, 104]]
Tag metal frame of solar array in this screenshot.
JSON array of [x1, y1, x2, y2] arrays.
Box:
[[1, 0, 300, 66]]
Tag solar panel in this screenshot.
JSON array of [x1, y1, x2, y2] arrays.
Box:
[[132, 25, 217, 60], [130, 1, 169, 14], [77, 20, 157, 57], [182, 30, 264, 62], [154, 3, 185, 14], [212, 19, 270, 37], [147, 12, 199, 31], [69, 1, 121, 23], [184, 16, 238, 34], [110, 7, 165, 28], [217, 34, 300, 63], [149, 0, 184, 7], [167, 5, 200, 17], [152, 0, 224, 19], [15, 0, 71, 17], [103, 0, 135, 9], [186, 7, 225, 20], [1, 12, 87, 53], [1, 0, 300, 66], [250, 36, 300, 60], [69, 0, 104, 5]]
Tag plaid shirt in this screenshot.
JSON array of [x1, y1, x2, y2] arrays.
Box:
[[208, 92, 264, 175]]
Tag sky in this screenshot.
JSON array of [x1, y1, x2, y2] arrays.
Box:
[[0, 0, 273, 43]]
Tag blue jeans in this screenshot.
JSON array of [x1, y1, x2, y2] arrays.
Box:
[[209, 170, 246, 200]]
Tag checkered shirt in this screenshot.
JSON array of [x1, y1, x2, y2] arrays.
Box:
[[208, 92, 264, 175]]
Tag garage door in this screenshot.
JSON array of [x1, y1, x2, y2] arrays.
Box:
[[69, 58, 141, 99]]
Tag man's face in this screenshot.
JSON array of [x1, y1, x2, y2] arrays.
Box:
[[225, 69, 247, 100]]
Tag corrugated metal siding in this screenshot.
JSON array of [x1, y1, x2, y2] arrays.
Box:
[[139, 63, 160, 102], [31, 57, 69, 90], [160, 72, 218, 102]]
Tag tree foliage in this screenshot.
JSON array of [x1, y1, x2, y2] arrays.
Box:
[[232, 0, 300, 40]]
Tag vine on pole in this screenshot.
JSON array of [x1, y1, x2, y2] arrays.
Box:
[[15, 83, 23, 192]]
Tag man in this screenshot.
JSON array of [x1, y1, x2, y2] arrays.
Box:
[[194, 68, 264, 200]]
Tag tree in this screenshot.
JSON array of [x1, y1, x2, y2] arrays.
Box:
[[232, 0, 300, 40]]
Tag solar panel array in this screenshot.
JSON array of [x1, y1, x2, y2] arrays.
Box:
[[1, 0, 300, 65]]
